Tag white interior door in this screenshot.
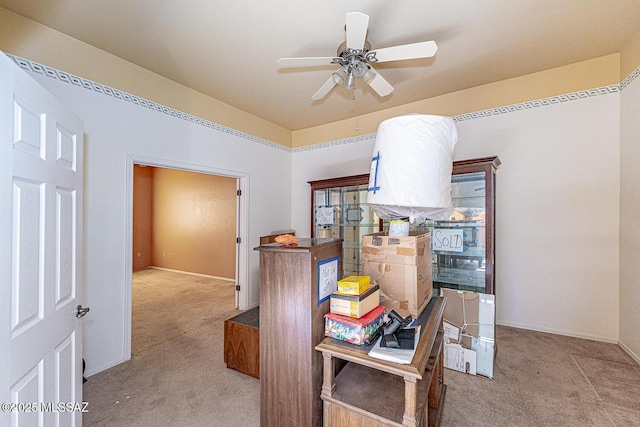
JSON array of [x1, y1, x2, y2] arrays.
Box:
[[0, 53, 85, 426]]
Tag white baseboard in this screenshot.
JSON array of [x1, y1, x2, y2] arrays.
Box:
[[85, 357, 126, 378], [618, 340, 640, 365], [148, 266, 235, 282], [496, 320, 618, 344]]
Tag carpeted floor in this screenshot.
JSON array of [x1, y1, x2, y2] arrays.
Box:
[[442, 326, 640, 426], [82, 268, 259, 427], [83, 269, 640, 426]]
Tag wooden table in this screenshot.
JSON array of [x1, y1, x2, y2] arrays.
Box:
[[315, 297, 446, 427]]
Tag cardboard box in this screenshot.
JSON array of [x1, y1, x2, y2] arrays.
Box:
[[325, 305, 385, 345], [330, 285, 380, 318], [337, 275, 370, 295], [443, 341, 477, 375], [362, 231, 432, 318], [361, 231, 433, 318], [362, 259, 432, 318], [362, 231, 430, 265], [441, 288, 496, 378]]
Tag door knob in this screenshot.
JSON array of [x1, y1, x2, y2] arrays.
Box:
[[75, 305, 90, 318]]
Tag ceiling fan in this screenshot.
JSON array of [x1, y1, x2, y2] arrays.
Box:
[[277, 12, 438, 100]]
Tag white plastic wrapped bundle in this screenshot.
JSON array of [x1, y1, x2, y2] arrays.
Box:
[[367, 114, 458, 224]]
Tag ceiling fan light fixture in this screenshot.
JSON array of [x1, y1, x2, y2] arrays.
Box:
[[345, 72, 356, 90], [351, 60, 368, 78], [332, 67, 348, 85]]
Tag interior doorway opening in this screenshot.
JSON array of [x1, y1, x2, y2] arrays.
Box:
[[124, 155, 249, 361]]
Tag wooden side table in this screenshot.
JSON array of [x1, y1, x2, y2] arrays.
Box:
[[224, 306, 260, 379], [315, 297, 446, 427]]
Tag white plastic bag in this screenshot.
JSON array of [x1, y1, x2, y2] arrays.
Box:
[[367, 114, 458, 223]]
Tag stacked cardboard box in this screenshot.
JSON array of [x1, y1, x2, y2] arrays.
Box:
[[325, 276, 385, 345], [329, 284, 380, 318], [337, 275, 371, 295], [325, 306, 385, 346], [361, 231, 433, 318], [441, 288, 496, 378]]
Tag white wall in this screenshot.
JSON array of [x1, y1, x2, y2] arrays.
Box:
[[455, 95, 620, 342], [291, 137, 376, 238], [14, 53, 634, 375], [292, 93, 621, 342], [25, 66, 292, 375], [620, 74, 640, 362]]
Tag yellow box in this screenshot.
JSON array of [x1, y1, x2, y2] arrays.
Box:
[[337, 276, 371, 295]]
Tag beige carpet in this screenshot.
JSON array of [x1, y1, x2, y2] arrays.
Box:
[[442, 326, 640, 426], [82, 268, 259, 427], [83, 269, 640, 426]]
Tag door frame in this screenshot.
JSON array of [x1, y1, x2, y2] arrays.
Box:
[[123, 154, 249, 360]]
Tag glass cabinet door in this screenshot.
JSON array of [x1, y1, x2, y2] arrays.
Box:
[[382, 156, 500, 295], [309, 175, 381, 278], [431, 171, 488, 293]]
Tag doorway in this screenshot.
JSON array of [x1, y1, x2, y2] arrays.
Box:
[[124, 154, 249, 360]]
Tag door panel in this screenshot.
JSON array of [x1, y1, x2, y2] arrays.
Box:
[[11, 179, 44, 334], [1, 52, 84, 426], [10, 363, 42, 426], [54, 333, 76, 426], [55, 187, 76, 307]]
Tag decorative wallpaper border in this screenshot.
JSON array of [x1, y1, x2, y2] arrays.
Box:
[[6, 53, 639, 154], [294, 83, 625, 152], [293, 133, 376, 152], [452, 85, 620, 122], [5, 53, 292, 153], [620, 66, 640, 90]]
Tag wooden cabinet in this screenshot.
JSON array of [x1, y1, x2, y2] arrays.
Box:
[[309, 175, 382, 277], [315, 297, 446, 427], [309, 156, 500, 294], [255, 238, 342, 427], [433, 156, 500, 294], [223, 307, 260, 378]]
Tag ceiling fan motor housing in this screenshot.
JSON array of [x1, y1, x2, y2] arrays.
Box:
[[336, 40, 372, 58]]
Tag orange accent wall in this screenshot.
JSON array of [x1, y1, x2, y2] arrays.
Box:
[[132, 165, 153, 271], [132, 166, 237, 279]]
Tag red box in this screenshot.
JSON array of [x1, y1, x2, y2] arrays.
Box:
[[324, 305, 385, 345]]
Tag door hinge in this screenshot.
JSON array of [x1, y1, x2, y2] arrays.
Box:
[[236, 237, 241, 244], [235, 285, 241, 291], [237, 189, 242, 196]]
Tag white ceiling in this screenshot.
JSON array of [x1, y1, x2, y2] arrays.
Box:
[[1, 0, 639, 131]]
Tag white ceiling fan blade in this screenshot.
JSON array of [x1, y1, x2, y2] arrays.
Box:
[[367, 68, 394, 97], [277, 57, 338, 68], [371, 40, 438, 63], [311, 76, 337, 100], [345, 12, 369, 50]]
